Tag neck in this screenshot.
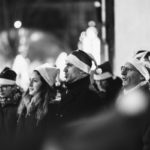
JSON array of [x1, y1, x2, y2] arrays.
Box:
[[124, 81, 148, 95]]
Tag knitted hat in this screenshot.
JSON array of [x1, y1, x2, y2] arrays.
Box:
[[34, 63, 60, 87], [0, 67, 17, 85], [66, 50, 96, 74], [93, 61, 113, 80]]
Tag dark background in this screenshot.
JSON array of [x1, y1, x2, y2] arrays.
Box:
[[0, 0, 114, 65]]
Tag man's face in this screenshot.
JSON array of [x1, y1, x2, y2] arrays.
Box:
[[64, 63, 83, 83], [0, 85, 14, 97], [121, 63, 144, 90]]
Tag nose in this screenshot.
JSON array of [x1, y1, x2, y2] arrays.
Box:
[[64, 66, 67, 73], [29, 80, 33, 87]]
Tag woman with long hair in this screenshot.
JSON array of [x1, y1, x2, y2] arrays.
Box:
[[16, 63, 60, 150]]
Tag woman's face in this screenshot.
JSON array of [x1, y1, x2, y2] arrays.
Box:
[[29, 71, 42, 96]]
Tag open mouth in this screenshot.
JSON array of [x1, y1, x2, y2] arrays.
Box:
[[122, 76, 127, 81]]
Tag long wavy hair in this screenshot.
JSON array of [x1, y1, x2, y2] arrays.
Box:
[[18, 70, 57, 124]]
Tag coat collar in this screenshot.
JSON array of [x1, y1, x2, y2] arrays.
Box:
[[0, 85, 23, 107], [123, 81, 148, 95], [66, 76, 90, 91]]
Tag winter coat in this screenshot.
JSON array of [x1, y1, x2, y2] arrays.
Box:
[[50, 83, 150, 150], [0, 85, 23, 149], [140, 85, 150, 150], [15, 102, 58, 150], [95, 76, 122, 108], [119, 83, 150, 150], [56, 76, 102, 124]]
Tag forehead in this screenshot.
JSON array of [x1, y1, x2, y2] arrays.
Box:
[[31, 71, 41, 79], [123, 62, 141, 74], [124, 62, 138, 70], [124, 62, 134, 68], [65, 62, 76, 68], [65, 60, 84, 74]]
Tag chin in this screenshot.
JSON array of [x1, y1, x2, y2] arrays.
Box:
[[29, 91, 34, 96], [65, 78, 70, 83], [122, 81, 128, 87]]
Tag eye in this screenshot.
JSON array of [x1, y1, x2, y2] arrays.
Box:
[[121, 66, 133, 72], [33, 79, 38, 82], [66, 63, 72, 68]]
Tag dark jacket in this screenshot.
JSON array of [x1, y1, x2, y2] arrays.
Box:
[[94, 76, 122, 108], [50, 83, 150, 150], [56, 76, 102, 124], [120, 83, 150, 150], [15, 102, 58, 150], [140, 85, 150, 150], [0, 85, 23, 149]]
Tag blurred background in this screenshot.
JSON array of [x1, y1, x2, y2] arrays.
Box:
[[0, 0, 150, 89]]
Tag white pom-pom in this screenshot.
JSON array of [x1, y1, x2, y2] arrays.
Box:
[[96, 68, 102, 74]]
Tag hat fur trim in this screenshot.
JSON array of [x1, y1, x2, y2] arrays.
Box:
[[128, 59, 150, 81], [93, 72, 112, 80], [66, 54, 91, 74], [35, 64, 60, 87], [0, 79, 16, 85]]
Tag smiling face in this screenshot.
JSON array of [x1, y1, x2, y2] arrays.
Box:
[[121, 63, 144, 90], [29, 71, 42, 96]]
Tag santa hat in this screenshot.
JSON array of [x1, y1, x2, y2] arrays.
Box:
[[66, 50, 97, 74], [127, 50, 150, 81], [134, 50, 150, 69], [34, 63, 60, 87], [93, 61, 113, 80], [0, 67, 17, 85]]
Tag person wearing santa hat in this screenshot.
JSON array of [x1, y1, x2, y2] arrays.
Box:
[[121, 51, 150, 94], [93, 61, 122, 108], [120, 50, 150, 150], [56, 49, 102, 124], [16, 63, 60, 150], [0, 67, 23, 149]]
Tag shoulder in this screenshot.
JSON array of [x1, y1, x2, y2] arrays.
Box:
[[87, 88, 100, 97]]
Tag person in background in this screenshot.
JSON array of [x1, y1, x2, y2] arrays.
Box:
[[121, 51, 150, 94], [120, 50, 150, 150], [41, 50, 150, 150], [0, 67, 23, 149], [92, 61, 122, 108], [16, 63, 60, 150], [56, 49, 102, 125]]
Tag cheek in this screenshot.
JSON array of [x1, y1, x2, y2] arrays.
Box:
[[5, 88, 12, 93], [128, 73, 139, 84], [67, 69, 74, 77], [31, 82, 41, 92], [35, 83, 42, 91]]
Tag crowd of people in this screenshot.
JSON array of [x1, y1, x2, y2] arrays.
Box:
[[0, 49, 150, 150]]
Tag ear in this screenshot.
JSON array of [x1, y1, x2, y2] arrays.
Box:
[[139, 75, 145, 81], [79, 70, 88, 78]]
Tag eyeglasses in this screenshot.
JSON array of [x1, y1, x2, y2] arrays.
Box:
[[0, 85, 12, 90], [121, 66, 135, 72]]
